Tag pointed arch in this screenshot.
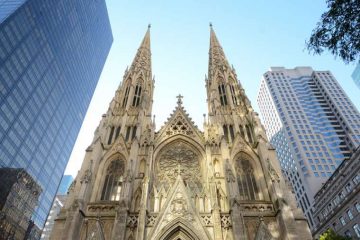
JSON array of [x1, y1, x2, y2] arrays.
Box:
[[213, 158, 221, 177], [154, 220, 206, 240], [138, 158, 146, 177], [234, 152, 260, 200], [132, 186, 142, 212], [100, 159, 125, 201]]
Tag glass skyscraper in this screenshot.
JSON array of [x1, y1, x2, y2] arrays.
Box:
[[257, 67, 360, 229], [57, 175, 73, 195], [0, 0, 113, 232]]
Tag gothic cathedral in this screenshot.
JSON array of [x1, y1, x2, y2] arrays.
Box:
[[51, 26, 312, 240]]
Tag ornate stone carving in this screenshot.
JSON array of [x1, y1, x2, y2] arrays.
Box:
[[165, 114, 193, 136], [164, 191, 193, 223], [220, 214, 232, 228], [200, 214, 213, 226], [156, 142, 201, 186], [267, 159, 280, 183]]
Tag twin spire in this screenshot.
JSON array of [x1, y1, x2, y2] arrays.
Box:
[[130, 24, 231, 80]]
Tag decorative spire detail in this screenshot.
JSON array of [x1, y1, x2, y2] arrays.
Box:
[[208, 25, 231, 80], [129, 26, 152, 75]]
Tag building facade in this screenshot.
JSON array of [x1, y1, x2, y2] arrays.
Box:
[[51, 26, 311, 240], [352, 61, 360, 89], [312, 147, 360, 238], [257, 67, 360, 229], [41, 195, 67, 240], [57, 175, 74, 195], [0, 168, 42, 239], [0, 0, 113, 231]]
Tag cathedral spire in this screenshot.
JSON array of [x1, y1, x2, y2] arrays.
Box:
[[129, 25, 152, 76], [208, 24, 231, 80]]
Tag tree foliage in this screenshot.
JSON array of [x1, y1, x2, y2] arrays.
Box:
[[306, 0, 360, 63], [319, 229, 351, 240]]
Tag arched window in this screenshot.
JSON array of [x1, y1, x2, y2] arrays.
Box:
[[122, 85, 130, 107], [101, 159, 125, 201], [235, 154, 259, 200], [132, 84, 142, 107], [230, 84, 238, 105], [218, 84, 228, 106]]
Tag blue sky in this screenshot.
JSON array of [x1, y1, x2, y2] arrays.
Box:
[[65, 0, 360, 176]]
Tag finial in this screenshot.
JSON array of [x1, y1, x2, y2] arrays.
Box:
[[148, 23, 151, 29], [209, 22, 213, 28], [176, 94, 183, 106]]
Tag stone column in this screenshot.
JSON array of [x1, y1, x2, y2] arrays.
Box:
[[230, 203, 247, 240], [111, 208, 128, 240]]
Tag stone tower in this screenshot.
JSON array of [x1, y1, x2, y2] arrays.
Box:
[[51, 26, 312, 240]]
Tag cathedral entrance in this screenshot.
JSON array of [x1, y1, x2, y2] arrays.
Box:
[[157, 224, 201, 240]]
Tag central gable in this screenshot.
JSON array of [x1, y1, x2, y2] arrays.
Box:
[[155, 96, 204, 145]]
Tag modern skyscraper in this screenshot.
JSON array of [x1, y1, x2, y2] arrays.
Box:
[[0, 0, 113, 232], [41, 195, 67, 240], [50, 26, 311, 240], [57, 175, 73, 195], [352, 61, 360, 89], [257, 67, 360, 229]]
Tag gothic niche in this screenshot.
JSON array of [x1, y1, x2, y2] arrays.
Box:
[[235, 152, 260, 201], [100, 159, 125, 201], [156, 141, 201, 189]]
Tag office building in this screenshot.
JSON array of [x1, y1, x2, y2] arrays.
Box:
[[0, 0, 113, 232], [312, 147, 360, 238], [40, 195, 66, 240], [257, 67, 360, 228], [0, 168, 42, 239], [57, 175, 73, 195]]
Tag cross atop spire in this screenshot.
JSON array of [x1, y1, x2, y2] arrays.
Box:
[[176, 94, 183, 106]]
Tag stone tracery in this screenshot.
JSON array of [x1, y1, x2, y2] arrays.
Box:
[[156, 142, 201, 187]]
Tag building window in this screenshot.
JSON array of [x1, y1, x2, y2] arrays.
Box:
[[235, 154, 259, 200], [355, 202, 360, 213], [101, 160, 125, 201], [354, 224, 360, 238], [125, 126, 137, 141], [344, 230, 352, 238], [132, 84, 142, 107], [345, 183, 352, 193], [108, 126, 114, 144], [218, 84, 228, 106], [239, 124, 245, 138], [339, 216, 346, 226], [115, 126, 121, 139], [122, 85, 130, 107], [230, 85, 238, 105], [347, 209, 354, 220], [245, 124, 253, 143]]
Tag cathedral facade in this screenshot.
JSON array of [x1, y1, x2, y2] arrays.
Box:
[[51, 26, 312, 240]]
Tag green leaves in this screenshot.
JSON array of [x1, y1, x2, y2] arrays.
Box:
[[306, 0, 360, 63]]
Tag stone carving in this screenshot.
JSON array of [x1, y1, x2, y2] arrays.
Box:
[[220, 214, 232, 228], [156, 142, 201, 186], [165, 114, 193, 136], [127, 214, 138, 228], [164, 191, 193, 223], [267, 159, 280, 183], [200, 215, 213, 226], [146, 214, 157, 226]]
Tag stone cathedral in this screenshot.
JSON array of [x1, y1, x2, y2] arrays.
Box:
[[51, 26, 312, 240]]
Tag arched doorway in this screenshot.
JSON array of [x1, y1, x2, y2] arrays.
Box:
[[156, 221, 203, 240]]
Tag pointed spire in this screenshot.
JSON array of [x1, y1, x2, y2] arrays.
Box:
[[208, 24, 231, 80], [129, 25, 152, 74]]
